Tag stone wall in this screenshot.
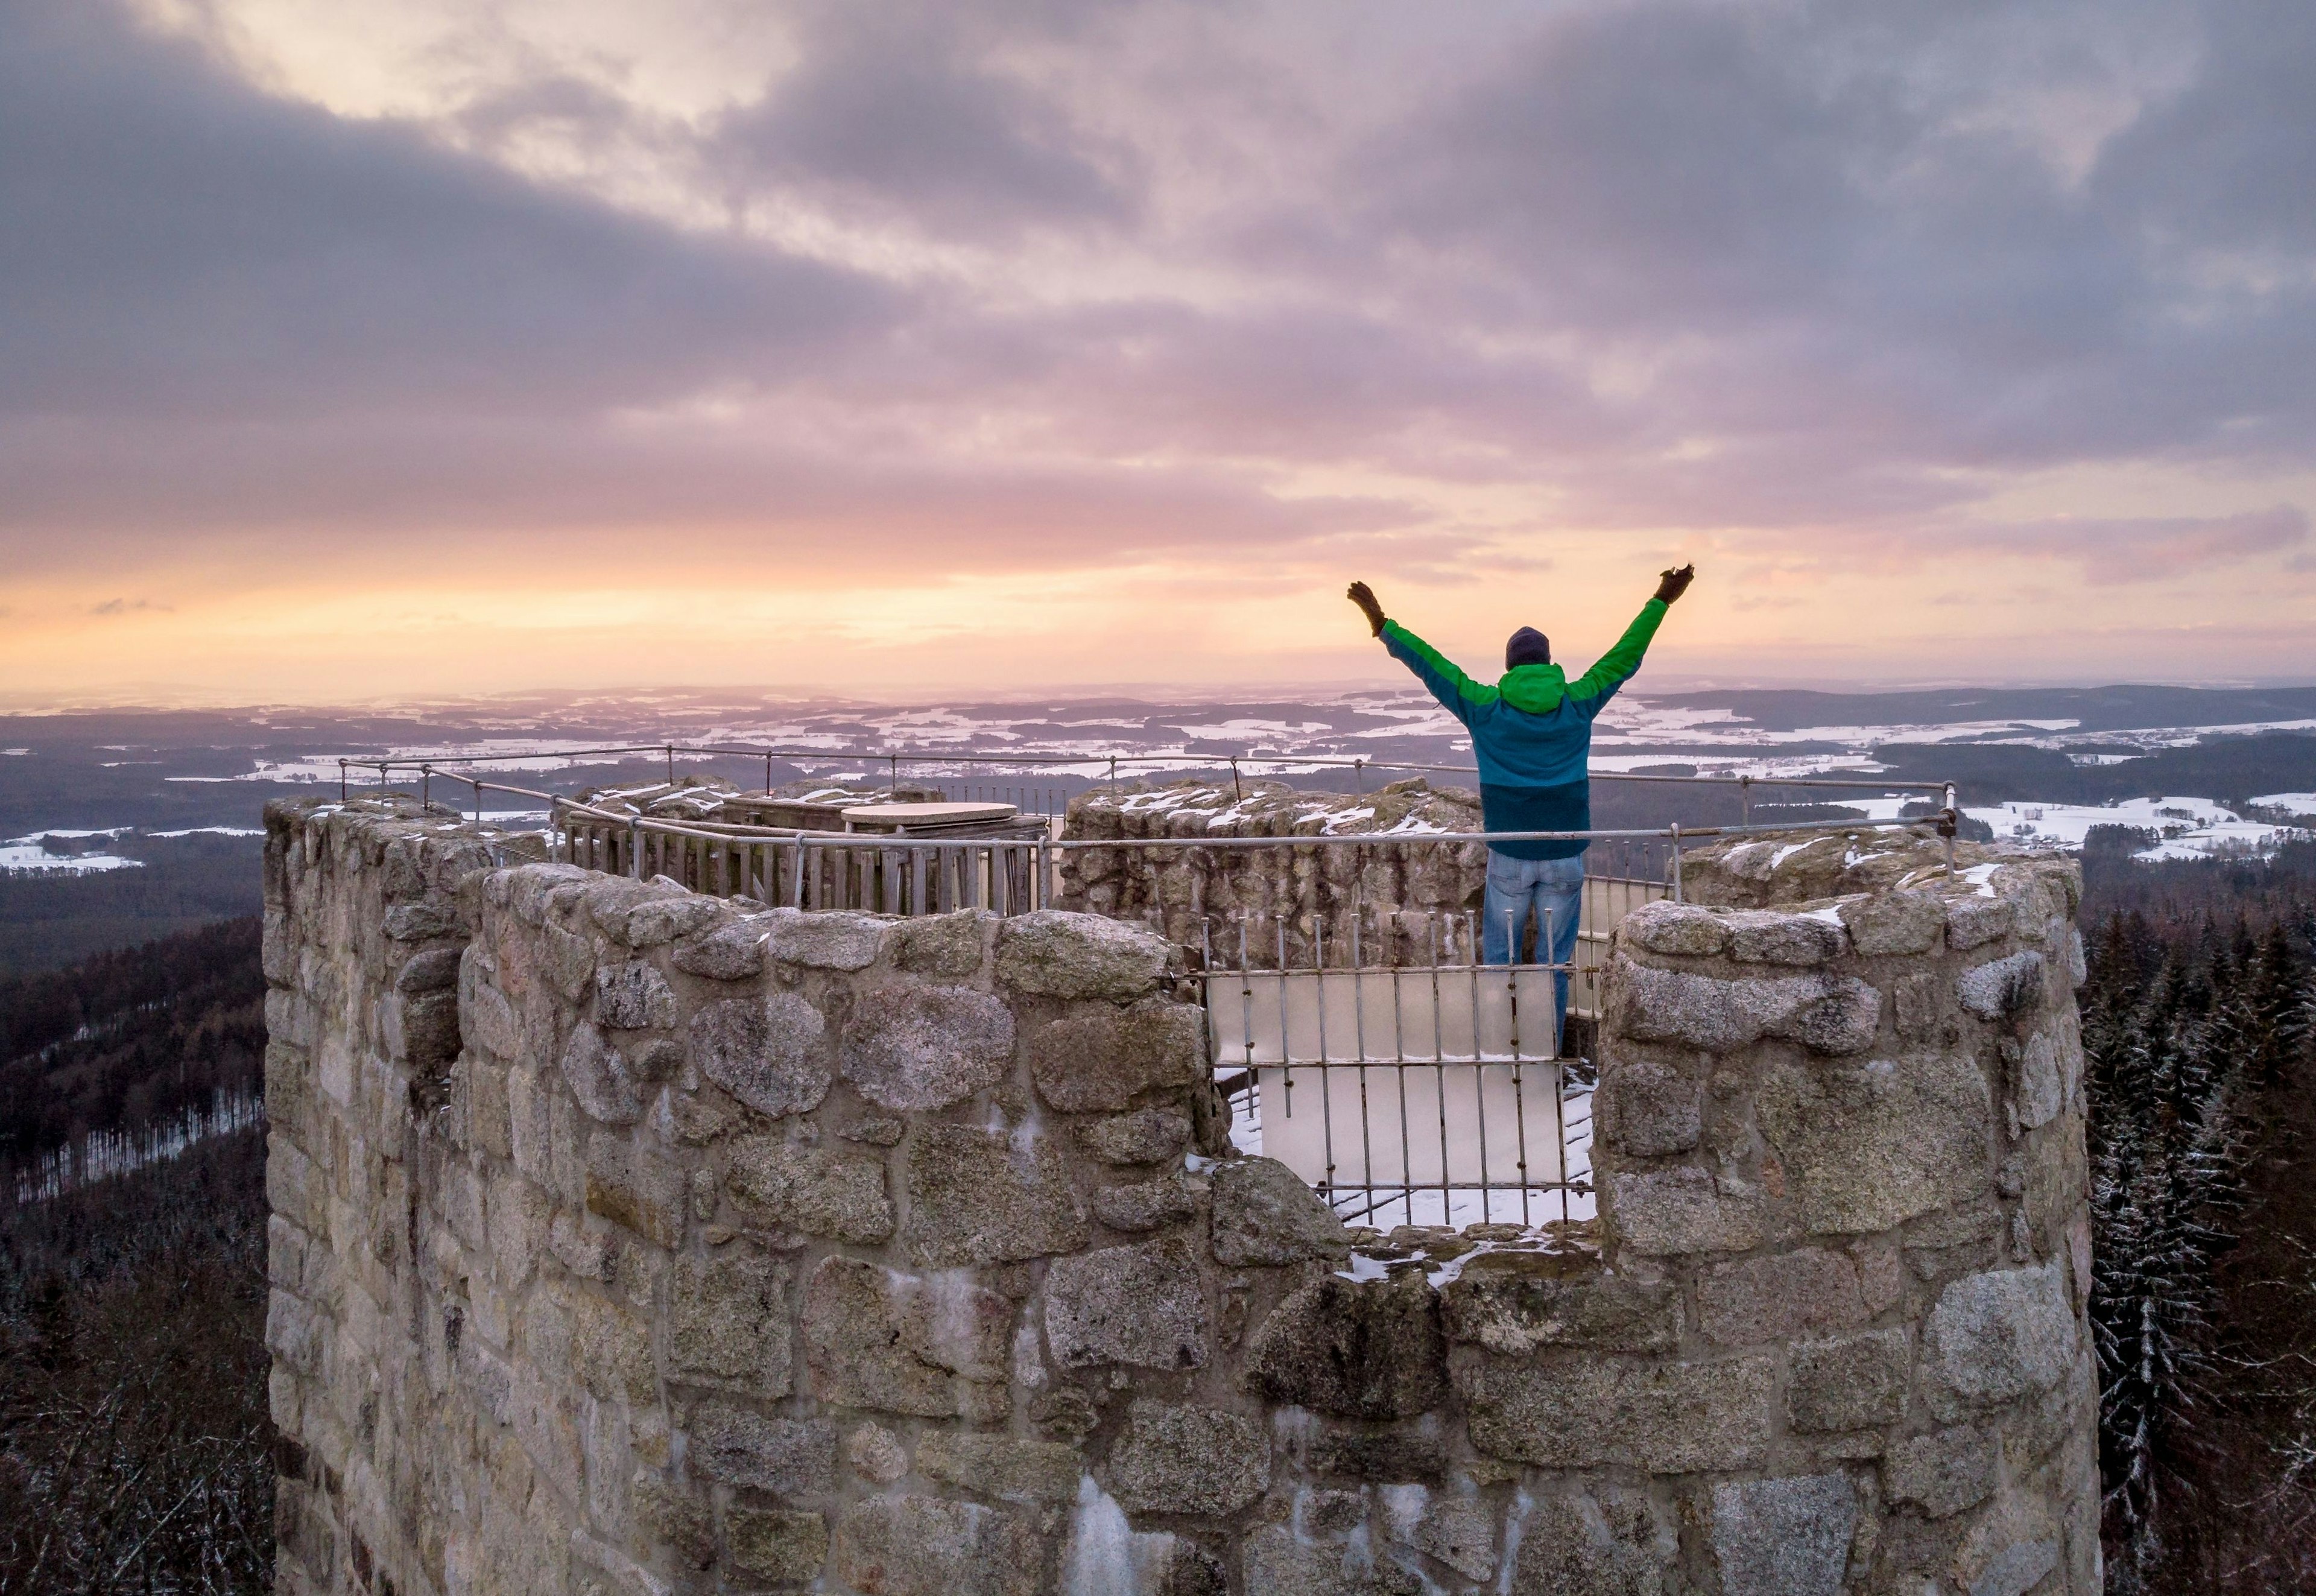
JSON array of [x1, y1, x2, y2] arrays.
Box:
[[1057, 778, 1487, 966], [264, 797, 2096, 1595]]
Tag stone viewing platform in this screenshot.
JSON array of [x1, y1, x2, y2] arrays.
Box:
[[261, 792, 2097, 1594]]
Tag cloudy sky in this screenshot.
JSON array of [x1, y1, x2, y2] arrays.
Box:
[[2, 0, 2312, 703]]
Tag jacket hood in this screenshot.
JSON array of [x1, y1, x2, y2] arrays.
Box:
[[1496, 662, 1568, 715]]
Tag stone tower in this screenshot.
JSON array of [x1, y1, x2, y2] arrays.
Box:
[[262, 796, 2094, 1594]]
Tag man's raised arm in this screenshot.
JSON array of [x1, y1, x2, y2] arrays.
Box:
[[1568, 564, 1695, 707], [1348, 581, 1485, 724]]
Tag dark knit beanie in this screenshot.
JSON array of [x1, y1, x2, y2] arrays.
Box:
[[1505, 627, 1551, 670]]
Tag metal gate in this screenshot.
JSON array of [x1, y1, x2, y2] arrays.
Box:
[[1195, 921, 1593, 1230]]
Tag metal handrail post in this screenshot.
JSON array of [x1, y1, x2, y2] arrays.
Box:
[[628, 817, 642, 880], [1671, 823, 1683, 903], [421, 764, 431, 812]]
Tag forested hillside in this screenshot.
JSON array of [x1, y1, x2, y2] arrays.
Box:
[[2080, 847, 2316, 1592], [0, 914, 264, 1164], [0, 920, 271, 1594]]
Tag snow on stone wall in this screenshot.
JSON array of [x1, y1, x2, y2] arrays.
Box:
[[262, 795, 2096, 1595]]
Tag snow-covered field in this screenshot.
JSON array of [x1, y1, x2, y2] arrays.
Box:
[[0, 830, 144, 875], [1967, 797, 2309, 861]]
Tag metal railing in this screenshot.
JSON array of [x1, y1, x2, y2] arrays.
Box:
[[329, 740, 1949, 827], [338, 763, 1958, 911]]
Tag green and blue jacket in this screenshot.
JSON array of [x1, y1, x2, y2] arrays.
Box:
[[1382, 598, 1668, 859]]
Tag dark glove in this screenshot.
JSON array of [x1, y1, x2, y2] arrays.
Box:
[[1653, 563, 1695, 605], [1347, 581, 1387, 637]]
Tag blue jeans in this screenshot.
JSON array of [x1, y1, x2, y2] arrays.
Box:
[[1482, 849, 1584, 1047]]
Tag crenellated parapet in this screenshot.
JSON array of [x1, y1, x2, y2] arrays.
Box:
[[262, 797, 2095, 1595]]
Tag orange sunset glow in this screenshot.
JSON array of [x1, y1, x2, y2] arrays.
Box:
[[3, 0, 2313, 703]]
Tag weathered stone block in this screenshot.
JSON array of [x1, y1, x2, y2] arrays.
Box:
[[1758, 1051, 1992, 1234], [543, 922, 596, 1000], [1028, 999, 1207, 1113], [632, 1471, 717, 1572], [1610, 962, 1881, 1057], [1956, 952, 2046, 1023], [1045, 1238, 1209, 1370], [1078, 1107, 1191, 1165], [995, 910, 1169, 1002], [1788, 1328, 1910, 1431], [1381, 1485, 1497, 1582], [1695, 1249, 1868, 1346], [2017, 1032, 2063, 1130], [1968, 1538, 2059, 1596], [584, 1132, 686, 1248], [834, 1495, 1043, 1596], [1619, 901, 1733, 957], [725, 1507, 828, 1585], [566, 1285, 656, 1405], [847, 1422, 908, 1484], [1882, 1425, 1994, 1518], [1598, 1057, 1701, 1157], [584, 875, 688, 941], [1922, 1264, 2077, 1419], [688, 1407, 834, 1497], [917, 1432, 1083, 1506], [671, 921, 766, 981], [840, 984, 1015, 1112], [891, 911, 990, 978], [1208, 1156, 1349, 1265], [1107, 1401, 1270, 1516], [1440, 1251, 1679, 1355], [726, 1138, 893, 1244], [1607, 1168, 1765, 1256], [1891, 971, 1941, 1043], [762, 908, 887, 972], [1090, 1174, 1197, 1232], [1304, 1430, 1448, 1483], [902, 1126, 1087, 1267], [1840, 890, 1947, 957], [1240, 1525, 1405, 1595], [687, 993, 831, 1118], [397, 943, 464, 993], [1710, 1474, 1855, 1596], [671, 1247, 791, 1396], [1727, 910, 1847, 966], [1505, 1486, 1674, 1596], [625, 892, 721, 948], [802, 1258, 1011, 1422], [596, 961, 676, 1029], [559, 1022, 645, 1126], [383, 901, 457, 942], [1460, 1354, 1777, 1472], [1945, 896, 2016, 951], [1244, 1271, 1446, 1419]]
